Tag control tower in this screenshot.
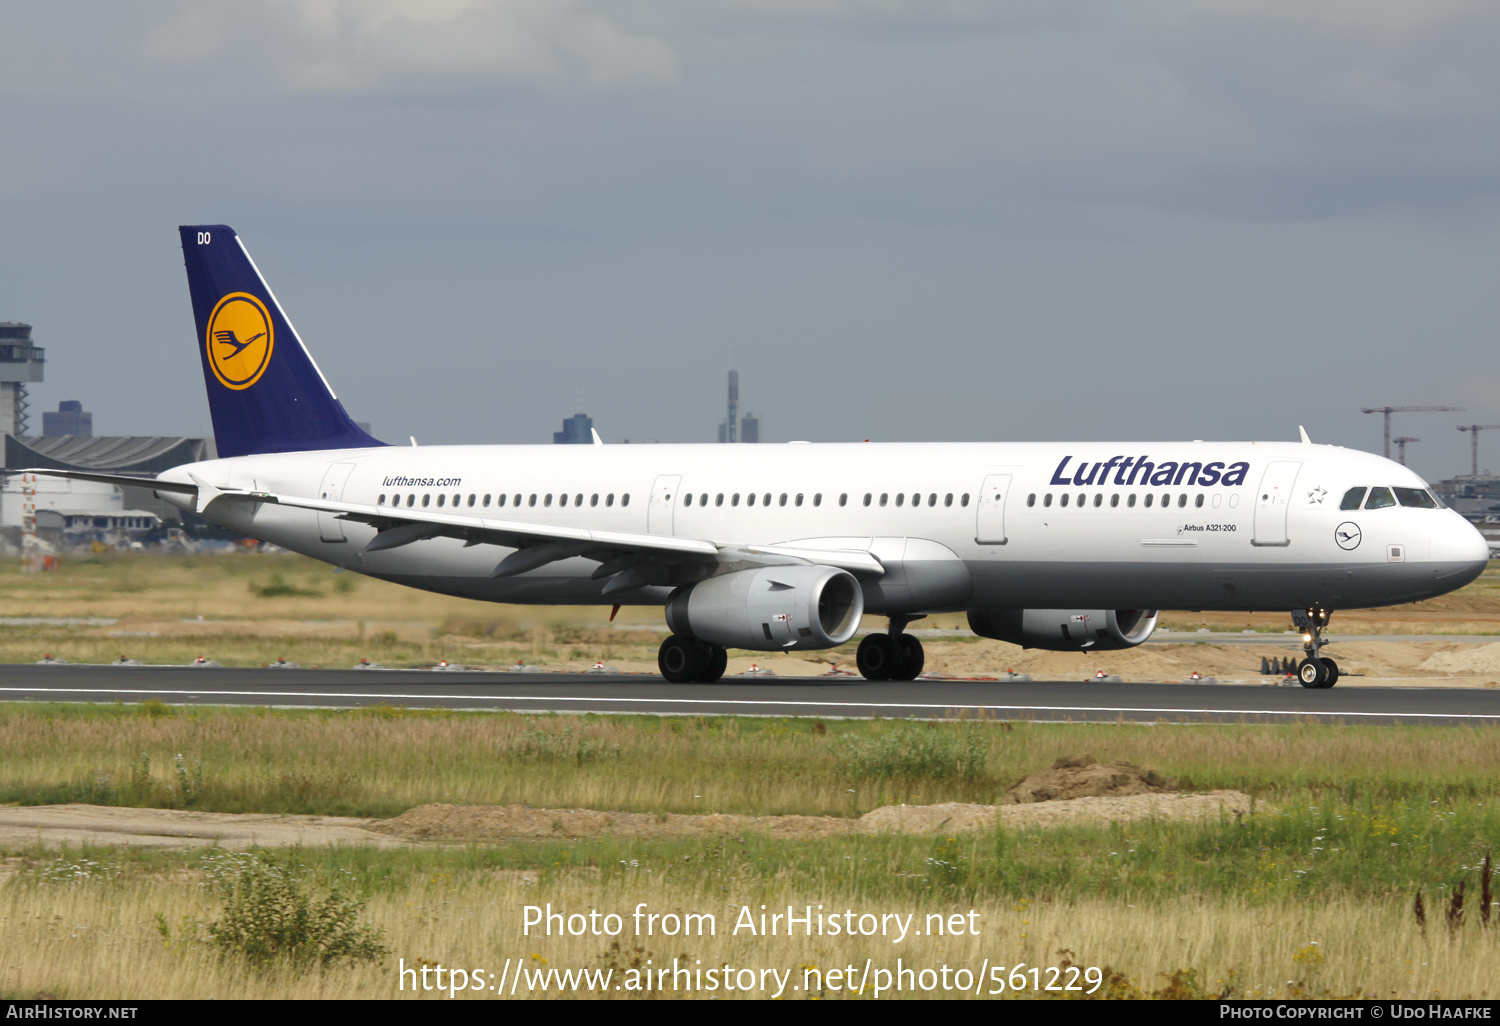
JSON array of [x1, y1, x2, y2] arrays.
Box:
[[0, 324, 44, 436]]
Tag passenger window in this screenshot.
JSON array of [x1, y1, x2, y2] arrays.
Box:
[[779, 493, 788, 507], [763, 493, 771, 506], [912, 493, 920, 507], [814, 493, 822, 507], [1178, 494, 1187, 508], [575, 494, 583, 507], [1365, 487, 1396, 510], [1161, 493, 1169, 507], [699, 494, 707, 506], [1060, 493, 1070, 508], [715, 494, 724, 507], [1110, 494, 1119, 508], [928, 493, 937, 506], [880, 493, 889, 507], [961, 494, 969, 507], [558, 494, 567, 507], [1094, 494, 1103, 508], [378, 494, 386, 505], [1194, 494, 1204, 508], [513, 494, 521, 507], [863, 493, 871, 507], [684, 493, 693, 506], [421, 494, 430, 507], [621, 494, 630, 507], [945, 493, 953, 507], [437, 494, 446, 507], [545, 494, 553, 507], [1027, 494, 1036, 507], [732, 493, 740, 506], [1394, 487, 1438, 509], [1340, 487, 1366, 511], [606, 494, 614, 506], [795, 493, 804, 507], [529, 494, 538, 507], [747, 493, 756, 507], [895, 493, 904, 507], [1144, 494, 1153, 508], [407, 495, 415, 507], [1043, 494, 1053, 507], [591, 494, 599, 507], [1128, 494, 1136, 507], [467, 495, 475, 507]]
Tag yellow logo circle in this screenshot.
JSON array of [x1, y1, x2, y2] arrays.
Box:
[[205, 292, 274, 390]]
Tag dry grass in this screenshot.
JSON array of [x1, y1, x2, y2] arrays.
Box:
[[4, 860, 1496, 999]]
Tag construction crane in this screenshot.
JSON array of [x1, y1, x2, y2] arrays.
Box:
[[1360, 406, 1463, 459], [1456, 424, 1500, 477], [1392, 437, 1419, 466]]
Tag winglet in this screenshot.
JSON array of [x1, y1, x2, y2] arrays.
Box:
[[591, 428, 604, 446], [1299, 425, 1312, 445]]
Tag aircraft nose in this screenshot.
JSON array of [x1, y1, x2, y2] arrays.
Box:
[[1431, 515, 1491, 586]]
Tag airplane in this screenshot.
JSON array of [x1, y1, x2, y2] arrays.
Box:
[[23, 225, 1491, 688]]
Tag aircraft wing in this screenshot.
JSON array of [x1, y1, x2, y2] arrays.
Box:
[[236, 489, 887, 585], [10, 469, 196, 494], [14, 468, 885, 585]]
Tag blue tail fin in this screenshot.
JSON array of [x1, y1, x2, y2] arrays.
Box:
[[179, 225, 384, 458]]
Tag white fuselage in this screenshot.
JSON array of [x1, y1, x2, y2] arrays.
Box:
[[158, 439, 1490, 616]]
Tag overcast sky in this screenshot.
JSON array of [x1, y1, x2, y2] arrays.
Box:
[[2, 1, 1498, 481]]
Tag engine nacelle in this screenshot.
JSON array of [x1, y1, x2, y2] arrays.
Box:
[[967, 608, 1158, 651], [665, 565, 864, 652]]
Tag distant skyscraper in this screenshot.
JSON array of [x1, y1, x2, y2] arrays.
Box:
[[554, 412, 593, 444], [43, 400, 92, 438], [717, 370, 759, 443]]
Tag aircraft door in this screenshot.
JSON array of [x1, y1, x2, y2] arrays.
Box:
[[316, 462, 357, 543], [975, 474, 1012, 545], [1252, 460, 1301, 547], [647, 475, 682, 536]]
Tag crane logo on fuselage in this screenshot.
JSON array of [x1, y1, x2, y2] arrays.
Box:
[[205, 292, 275, 391]]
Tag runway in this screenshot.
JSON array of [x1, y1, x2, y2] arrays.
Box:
[[3, 663, 1499, 725]]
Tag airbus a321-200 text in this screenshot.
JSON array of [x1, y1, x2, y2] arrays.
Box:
[[28, 226, 1490, 687]]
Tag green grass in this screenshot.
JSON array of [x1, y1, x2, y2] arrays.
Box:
[[4, 703, 1500, 817]]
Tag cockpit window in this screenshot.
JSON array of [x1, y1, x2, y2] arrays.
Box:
[[1394, 487, 1438, 509], [1364, 486, 1396, 510], [1339, 487, 1366, 511]]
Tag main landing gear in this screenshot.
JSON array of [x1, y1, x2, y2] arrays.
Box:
[[658, 635, 728, 684], [1292, 607, 1340, 689], [856, 616, 925, 681]]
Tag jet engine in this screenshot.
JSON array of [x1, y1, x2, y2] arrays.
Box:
[[967, 608, 1158, 651], [665, 565, 863, 651]]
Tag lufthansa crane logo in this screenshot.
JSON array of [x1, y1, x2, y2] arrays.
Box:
[[1335, 521, 1362, 551], [205, 292, 274, 390]]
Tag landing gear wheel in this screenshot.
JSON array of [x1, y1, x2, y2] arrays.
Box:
[[694, 645, 728, 683], [1297, 657, 1329, 689], [891, 634, 925, 681], [659, 635, 709, 683], [1320, 658, 1339, 688], [857, 634, 897, 681]]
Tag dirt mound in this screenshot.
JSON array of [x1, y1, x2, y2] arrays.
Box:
[[859, 792, 1254, 833], [368, 804, 852, 841], [1003, 753, 1175, 804]]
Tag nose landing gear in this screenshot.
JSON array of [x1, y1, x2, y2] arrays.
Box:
[[1291, 607, 1339, 689]]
